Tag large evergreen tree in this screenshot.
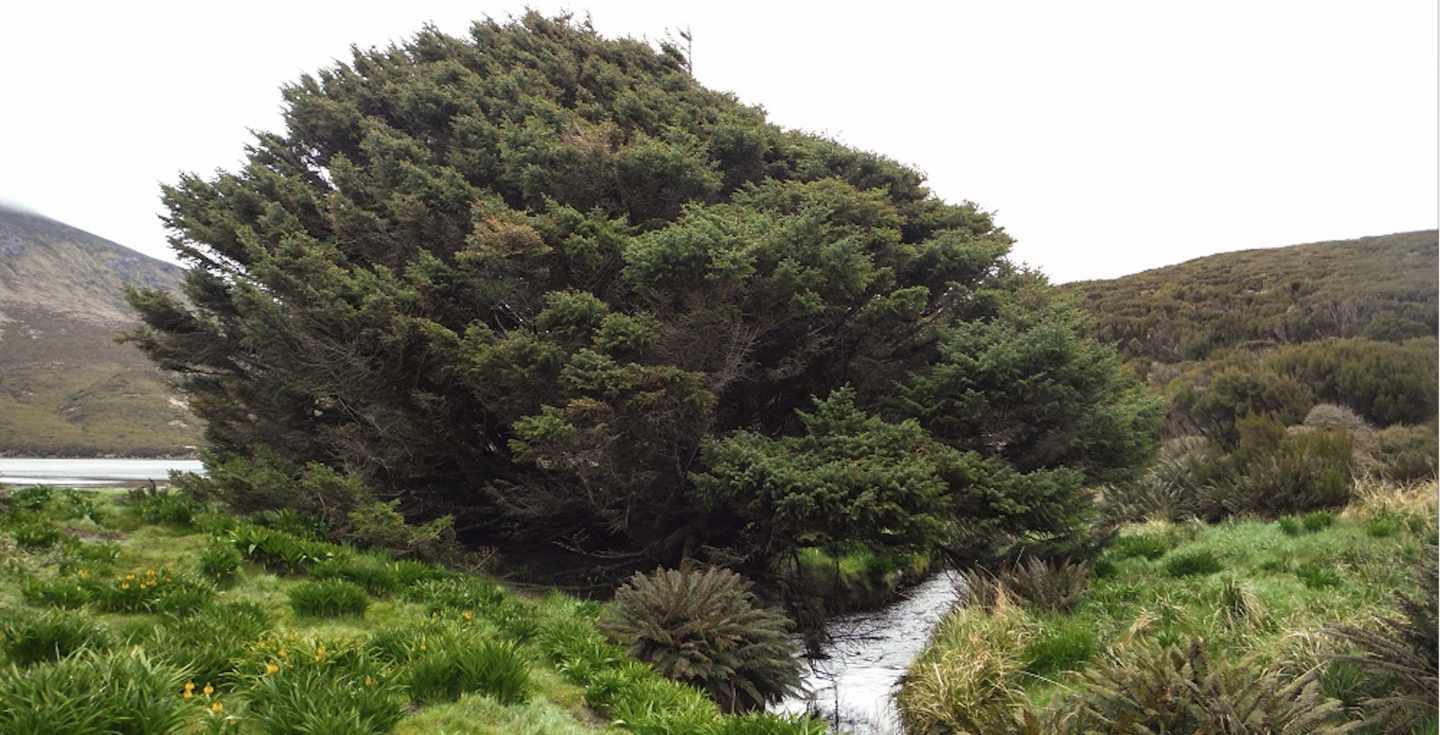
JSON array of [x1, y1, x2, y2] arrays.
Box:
[[127, 13, 1160, 567]]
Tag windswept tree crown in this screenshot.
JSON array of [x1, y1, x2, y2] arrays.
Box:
[[129, 13, 1159, 566]]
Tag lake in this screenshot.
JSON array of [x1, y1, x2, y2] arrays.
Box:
[[0, 458, 205, 486]]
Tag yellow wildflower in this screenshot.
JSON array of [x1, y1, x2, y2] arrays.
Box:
[[364, 675, 376, 687], [203, 683, 214, 697], [210, 701, 224, 714], [182, 681, 195, 700], [265, 661, 279, 675], [462, 611, 473, 621]]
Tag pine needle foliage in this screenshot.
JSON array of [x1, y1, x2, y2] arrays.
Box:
[[124, 11, 1158, 566], [599, 566, 801, 712]]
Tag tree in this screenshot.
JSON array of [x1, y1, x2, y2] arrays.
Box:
[[126, 13, 1157, 568]]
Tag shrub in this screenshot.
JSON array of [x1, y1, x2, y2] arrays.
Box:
[[1106, 533, 1170, 561], [388, 559, 449, 587], [1303, 403, 1371, 432], [244, 667, 406, 735], [1268, 337, 1438, 427], [599, 566, 803, 713], [63, 539, 119, 568], [407, 638, 531, 704], [22, 576, 93, 609], [134, 490, 204, 526], [996, 558, 1092, 614], [1102, 437, 1231, 523], [12, 520, 60, 549], [310, 555, 401, 596], [1296, 561, 1343, 590], [4, 485, 53, 512], [895, 606, 1031, 734], [1065, 639, 1353, 734], [1164, 550, 1223, 577], [702, 713, 829, 735], [141, 602, 272, 688], [288, 579, 369, 618], [1301, 510, 1335, 532], [1023, 620, 1095, 676], [53, 490, 103, 523], [1234, 418, 1354, 515], [1327, 548, 1438, 732], [1363, 513, 1404, 538], [199, 538, 243, 583], [960, 558, 1092, 615], [94, 567, 187, 613], [1277, 517, 1303, 537], [0, 609, 113, 666], [0, 648, 193, 735], [406, 581, 539, 641], [1171, 365, 1314, 445], [154, 577, 217, 617], [229, 523, 336, 574], [250, 508, 326, 539], [1371, 424, 1439, 481], [1217, 577, 1268, 630], [347, 500, 457, 561], [584, 662, 721, 732]]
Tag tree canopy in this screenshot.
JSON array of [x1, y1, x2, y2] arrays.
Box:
[[127, 13, 1159, 570]]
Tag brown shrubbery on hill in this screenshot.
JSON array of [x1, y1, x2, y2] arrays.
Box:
[[1065, 231, 1437, 364], [0, 206, 201, 456]]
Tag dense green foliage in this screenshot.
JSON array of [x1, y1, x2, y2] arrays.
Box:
[[0, 486, 826, 733], [1065, 230, 1437, 363], [1328, 549, 1438, 732], [599, 566, 802, 712], [126, 13, 1157, 568], [0, 649, 193, 735], [899, 481, 1438, 733]]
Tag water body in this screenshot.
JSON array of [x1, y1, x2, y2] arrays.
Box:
[[0, 458, 204, 486], [775, 572, 962, 733]]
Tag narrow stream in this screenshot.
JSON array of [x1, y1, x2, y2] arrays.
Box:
[[773, 572, 963, 733]]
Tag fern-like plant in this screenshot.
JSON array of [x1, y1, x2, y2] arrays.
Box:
[[1326, 547, 1438, 732], [956, 557, 1091, 614], [1068, 639, 1358, 734], [599, 566, 802, 712]]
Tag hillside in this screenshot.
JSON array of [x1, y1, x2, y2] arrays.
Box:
[[1065, 231, 1438, 363], [0, 205, 201, 456]]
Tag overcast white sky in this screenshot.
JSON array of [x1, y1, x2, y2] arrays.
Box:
[[2, 1, 1434, 282]]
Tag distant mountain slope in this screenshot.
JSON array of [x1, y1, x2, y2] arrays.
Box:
[[0, 206, 201, 456], [1065, 231, 1438, 363]]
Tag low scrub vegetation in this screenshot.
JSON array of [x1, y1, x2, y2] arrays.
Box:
[[0, 486, 823, 733], [900, 479, 1438, 733]]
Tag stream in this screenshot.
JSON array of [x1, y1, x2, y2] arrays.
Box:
[[773, 572, 963, 733]]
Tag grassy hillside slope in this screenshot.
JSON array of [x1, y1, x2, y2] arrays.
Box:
[[1065, 230, 1437, 363], [0, 486, 822, 733], [0, 206, 201, 456]]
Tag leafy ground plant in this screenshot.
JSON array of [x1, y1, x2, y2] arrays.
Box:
[[407, 638, 531, 704], [0, 648, 193, 734], [0, 608, 113, 666], [287, 579, 369, 618], [600, 566, 803, 713]]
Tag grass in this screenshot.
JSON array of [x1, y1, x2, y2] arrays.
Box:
[[900, 478, 1439, 729], [0, 486, 824, 734]]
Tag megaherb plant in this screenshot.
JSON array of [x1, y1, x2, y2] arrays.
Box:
[[600, 566, 803, 713]]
